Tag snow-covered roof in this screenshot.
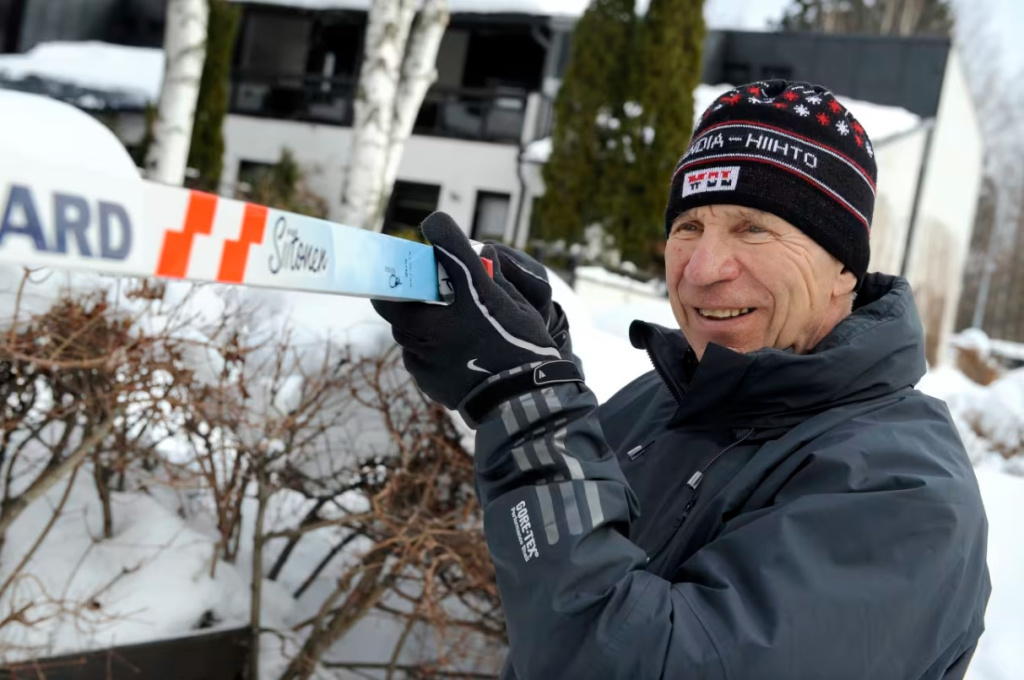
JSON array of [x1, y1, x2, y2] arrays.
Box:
[[696, 83, 923, 143], [235, 0, 592, 14], [524, 83, 923, 163], [0, 41, 164, 105]]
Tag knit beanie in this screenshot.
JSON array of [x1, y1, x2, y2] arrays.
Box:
[[665, 80, 876, 283]]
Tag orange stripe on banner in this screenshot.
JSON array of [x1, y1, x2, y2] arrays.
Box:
[[217, 203, 269, 283], [156, 191, 218, 278]]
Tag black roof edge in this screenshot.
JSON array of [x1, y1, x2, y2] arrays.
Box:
[[710, 27, 951, 48]]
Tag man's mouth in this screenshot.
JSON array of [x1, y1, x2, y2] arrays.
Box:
[[696, 307, 754, 319]]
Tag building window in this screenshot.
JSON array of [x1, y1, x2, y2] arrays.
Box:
[[383, 181, 441, 236], [239, 13, 312, 75], [471, 191, 511, 242], [235, 159, 276, 197]]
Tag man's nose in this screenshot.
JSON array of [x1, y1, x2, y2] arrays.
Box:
[[683, 234, 741, 286]]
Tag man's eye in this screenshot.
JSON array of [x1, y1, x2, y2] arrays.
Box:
[[745, 224, 768, 235], [673, 222, 700, 234]]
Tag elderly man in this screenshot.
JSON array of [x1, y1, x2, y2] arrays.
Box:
[[372, 80, 990, 680]]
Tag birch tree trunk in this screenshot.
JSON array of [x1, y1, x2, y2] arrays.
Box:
[[380, 0, 451, 210], [338, 0, 417, 230], [146, 0, 209, 186]]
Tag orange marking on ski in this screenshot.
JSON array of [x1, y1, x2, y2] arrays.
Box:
[[217, 203, 268, 283], [156, 191, 218, 278]]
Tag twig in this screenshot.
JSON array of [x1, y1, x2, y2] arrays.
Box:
[[0, 463, 82, 602]]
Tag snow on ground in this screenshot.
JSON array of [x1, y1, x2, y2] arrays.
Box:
[[0, 471, 271, 656], [0, 42, 164, 104], [964, 470, 1024, 680]]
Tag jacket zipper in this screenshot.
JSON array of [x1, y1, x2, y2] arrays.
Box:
[[684, 428, 755, 491], [638, 327, 688, 405], [645, 428, 755, 566]]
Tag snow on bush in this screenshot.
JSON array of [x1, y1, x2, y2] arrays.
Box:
[[973, 369, 1024, 457]]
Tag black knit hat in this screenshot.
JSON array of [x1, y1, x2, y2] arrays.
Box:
[[665, 80, 876, 283]]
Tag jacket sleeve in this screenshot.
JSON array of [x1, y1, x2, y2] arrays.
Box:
[[473, 382, 989, 680]]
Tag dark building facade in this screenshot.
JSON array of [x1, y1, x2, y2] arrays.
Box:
[[701, 30, 950, 118]]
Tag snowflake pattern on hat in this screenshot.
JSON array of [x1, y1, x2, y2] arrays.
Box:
[[704, 81, 872, 169]]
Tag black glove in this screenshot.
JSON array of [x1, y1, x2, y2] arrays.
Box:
[[486, 244, 573, 360], [371, 213, 583, 426]]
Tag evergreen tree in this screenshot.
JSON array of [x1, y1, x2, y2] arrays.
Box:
[[534, 0, 635, 248], [617, 0, 705, 267], [187, 0, 240, 192]]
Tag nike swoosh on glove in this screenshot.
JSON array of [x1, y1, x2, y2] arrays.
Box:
[[371, 212, 583, 425], [487, 243, 573, 361]]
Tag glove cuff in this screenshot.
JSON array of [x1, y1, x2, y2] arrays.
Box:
[[458, 359, 584, 428]]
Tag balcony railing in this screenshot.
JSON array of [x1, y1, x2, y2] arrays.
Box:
[[230, 73, 530, 144]]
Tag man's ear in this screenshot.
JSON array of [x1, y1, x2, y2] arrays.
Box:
[[833, 267, 858, 298]]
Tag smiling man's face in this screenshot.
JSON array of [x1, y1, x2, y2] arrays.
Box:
[[665, 205, 858, 360]]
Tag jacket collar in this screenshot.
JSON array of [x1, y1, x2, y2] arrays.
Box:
[[629, 274, 928, 429]]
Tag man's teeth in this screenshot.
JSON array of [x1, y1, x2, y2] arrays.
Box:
[[698, 308, 752, 319]]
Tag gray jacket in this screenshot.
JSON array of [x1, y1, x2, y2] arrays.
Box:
[[474, 273, 990, 679]]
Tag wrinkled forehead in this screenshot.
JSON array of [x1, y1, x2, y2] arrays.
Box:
[[673, 204, 791, 227]]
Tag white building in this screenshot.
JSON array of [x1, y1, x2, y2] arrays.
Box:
[[219, 0, 577, 246]]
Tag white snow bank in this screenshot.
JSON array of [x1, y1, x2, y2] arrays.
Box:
[[548, 268, 653, 400], [973, 369, 1024, 456], [0, 474, 263, 656], [953, 329, 1024, 365], [965, 470, 1024, 680], [575, 265, 663, 295], [0, 89, 139, 177], [0, 42, 164, 103], [918, 363, 1024, 459]]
